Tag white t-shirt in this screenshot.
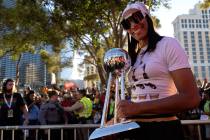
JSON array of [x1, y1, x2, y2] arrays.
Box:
[[128, 37, 190, 102]]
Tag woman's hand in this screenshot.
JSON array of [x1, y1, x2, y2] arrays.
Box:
[[105, 118, 114, 126], [117, 100, 137, 118]]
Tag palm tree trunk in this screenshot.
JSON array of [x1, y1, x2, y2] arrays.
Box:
[[15, 54, 22, 90]]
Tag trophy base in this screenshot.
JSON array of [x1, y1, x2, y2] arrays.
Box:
[[89, 121, 140, 140]]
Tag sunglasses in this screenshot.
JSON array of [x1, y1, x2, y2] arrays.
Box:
[[121, 11, 144, 30]]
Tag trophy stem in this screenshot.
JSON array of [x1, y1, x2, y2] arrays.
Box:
[[100, 72, 112, 127], [121, 71, 125, 100], [114, 77, 119, 124], [89, 48, 140, 140]]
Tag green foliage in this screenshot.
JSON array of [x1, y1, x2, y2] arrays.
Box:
[[0, 0, 67, 74], [0, 0, 171, 85], [39, 49, 50, 60], [84, 74, 99, 81], [56, 0, 170, 84], [200, 0, 210, 9], [0, 49, 3, 56]]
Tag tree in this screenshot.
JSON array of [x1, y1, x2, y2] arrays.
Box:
[[0, 2, 40, 85], [0, 0, 171, 87], [200, 0, 210, 9], [0, 0, 70, 85], [40, 0, 170, 86]]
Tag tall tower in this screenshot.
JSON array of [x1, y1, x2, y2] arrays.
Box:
[[172, 3, 210, 81], [0, 53, 50, 88], [19, 53, 48, 87], [0, 0, 52, 88], [0, 55, 17, 81], [2, 0, 16, 8]]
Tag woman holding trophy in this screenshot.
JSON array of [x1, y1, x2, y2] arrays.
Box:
[[116, 2, 201, 140]]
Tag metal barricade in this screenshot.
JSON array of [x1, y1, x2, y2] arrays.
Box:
[[181, 120, 210, 140], [0, 120, 210, 140], [0, 124, 99, 140]]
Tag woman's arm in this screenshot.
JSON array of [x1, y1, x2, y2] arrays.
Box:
[[117, 68, 201, 118], [64, 101, 83, 112]]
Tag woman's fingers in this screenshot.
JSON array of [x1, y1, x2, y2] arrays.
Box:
[[117, 100, 132, 118]]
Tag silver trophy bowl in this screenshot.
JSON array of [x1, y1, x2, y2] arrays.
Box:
[[89, 48, 139, 140], [103, 48, 131, 74]]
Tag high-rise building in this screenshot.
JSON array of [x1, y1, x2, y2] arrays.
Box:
[[19, 53, 50, 87], [0, 55, 17, 81], [172, 3, 210, 81], [2, 0, 15, 8], [0, 0, 16, 35], [0, 53, 51, 88], [0, 0, 52, 88], [83, 55, 100, 89]]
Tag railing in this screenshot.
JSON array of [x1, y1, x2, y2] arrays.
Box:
[[0, 120, 210, 140], [181, 120, 210, 140], [0, 124, 99, 140]]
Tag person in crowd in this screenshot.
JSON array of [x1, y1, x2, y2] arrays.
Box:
[[39, 90, 66, 140], [92, 90, 102, 124], [60, 93, 76, 140], [204, 89, 210, 140], [61, 93, 72, 106], [25, 90, 40, 124], [108, 2, 201, 140], [0, 78, 29, 140], [99, 90, 106, 109], [23, 86, 31, 98], [24, 90, 40, 140], [107, 91, 115, 121], [38, 93, 49, 107], [93, 90, 100, 106], [64, 89, 93, 124], [61, 93, 76, 123], [64, 89, 93, 140]]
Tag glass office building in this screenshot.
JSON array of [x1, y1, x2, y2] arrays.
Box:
[[0, 53, 51, 88]]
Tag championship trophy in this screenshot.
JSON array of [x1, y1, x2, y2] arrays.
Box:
[[89, 48, 140, 140]]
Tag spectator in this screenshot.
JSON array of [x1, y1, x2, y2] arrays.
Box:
[[92, 90, 102, 124], [39, 90, 66, 140], [204, 90, 210, 140], [64, 89, 93, 140], [25, 90, 40, 140], [0, 78, 29, 140], [61, 93, 77, 124], [64, 89, 92, 123], [23, 86, 31, 98], [61, 93, 76, 140]]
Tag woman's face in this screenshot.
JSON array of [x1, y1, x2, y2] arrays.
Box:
[[122, 9, 148, 41]]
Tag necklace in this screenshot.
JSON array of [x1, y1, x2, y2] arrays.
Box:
[[3, 94, 13, 108], [132, 50, 146, 81]]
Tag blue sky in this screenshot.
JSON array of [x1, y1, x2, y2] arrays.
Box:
[[60, 0, 201, 80]]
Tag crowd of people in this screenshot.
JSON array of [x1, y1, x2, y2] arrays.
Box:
[[0, 78, 107, 140], [0, 78, 209, 140]]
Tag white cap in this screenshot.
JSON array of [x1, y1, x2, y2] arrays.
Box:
[[122, 2, 150, 18]]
